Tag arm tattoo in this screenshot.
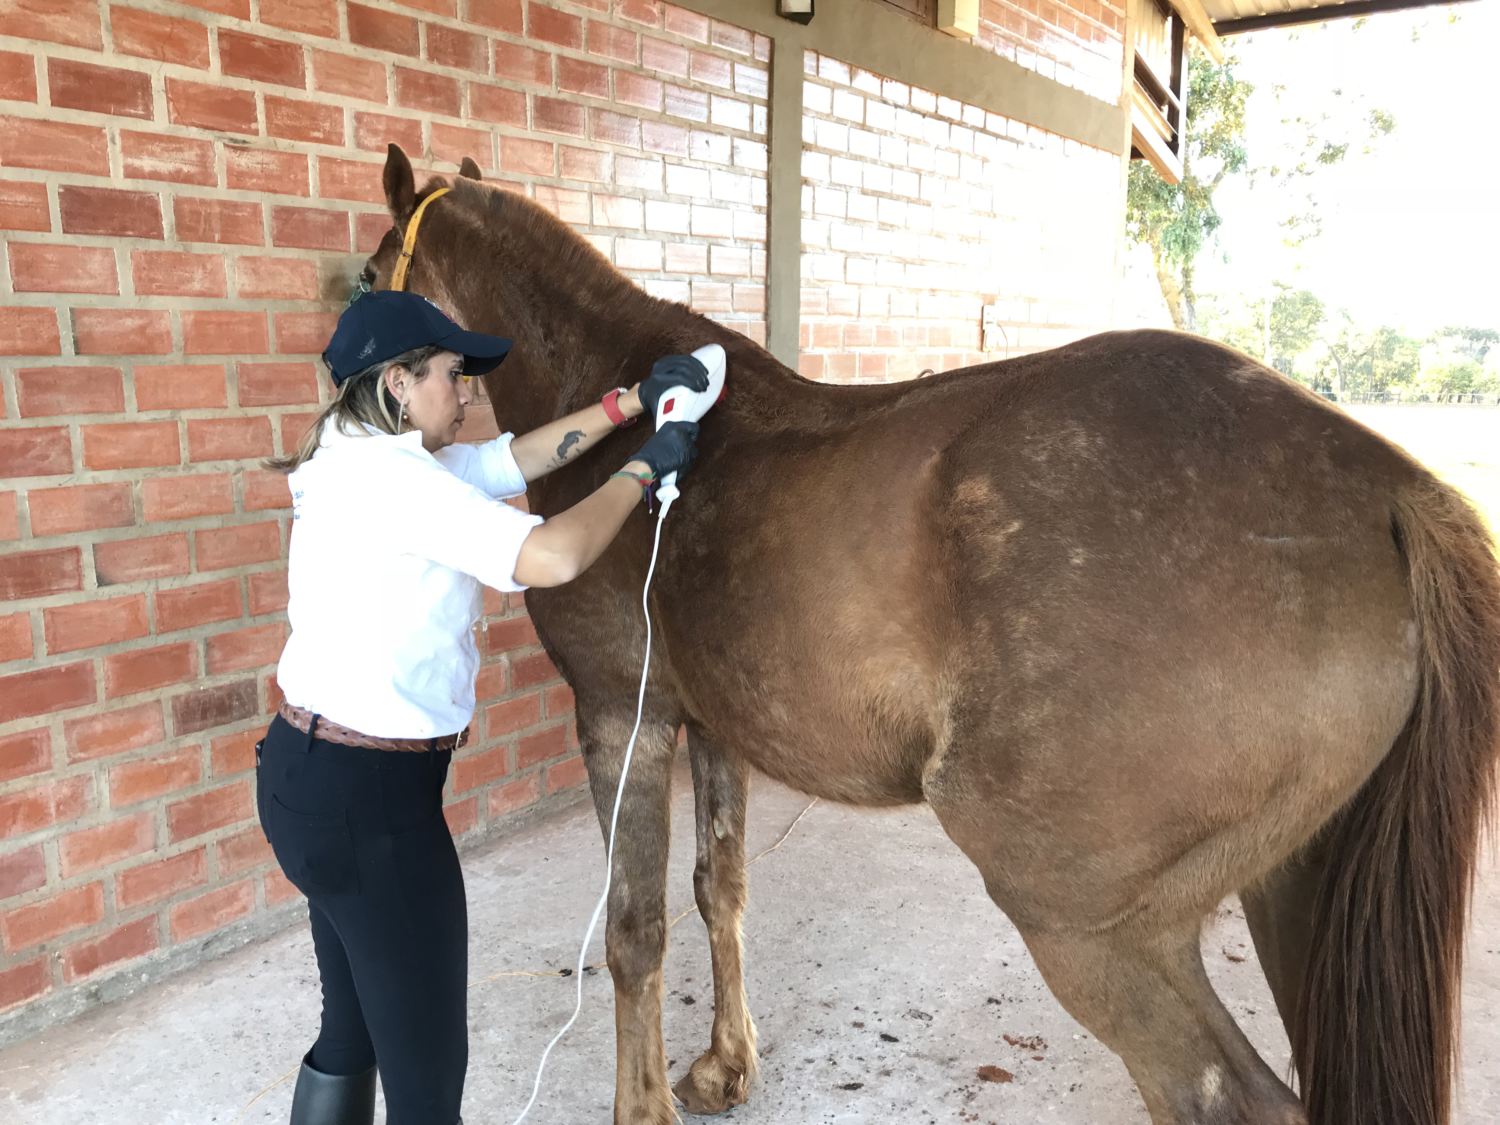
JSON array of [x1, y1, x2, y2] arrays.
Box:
[[552, 429, 585, 467]]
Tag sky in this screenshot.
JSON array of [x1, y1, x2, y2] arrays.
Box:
[[1192, 2, 1500, 337]]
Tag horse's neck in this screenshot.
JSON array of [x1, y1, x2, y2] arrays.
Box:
[[471, 262, 820, 438]]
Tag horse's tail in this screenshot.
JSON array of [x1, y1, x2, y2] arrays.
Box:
[[1297, 479, 1500, 1124]]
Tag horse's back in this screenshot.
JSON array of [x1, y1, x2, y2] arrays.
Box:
[[934, 327, 1423, 603]]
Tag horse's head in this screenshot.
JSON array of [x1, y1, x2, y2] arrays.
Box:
[[357, 144, 469, 308], [360, 144, 677, 427], [364, 142, 631, 314], [360, 144, 781, 430], [358, 145, 565, 424]]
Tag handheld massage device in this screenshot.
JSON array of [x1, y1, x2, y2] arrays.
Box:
[[653, 342, 725, 514]]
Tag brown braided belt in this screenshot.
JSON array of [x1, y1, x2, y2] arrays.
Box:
[[277, 700, 468, 753]]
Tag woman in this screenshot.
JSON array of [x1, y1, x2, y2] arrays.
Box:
[[256, 289, 705, 1125]]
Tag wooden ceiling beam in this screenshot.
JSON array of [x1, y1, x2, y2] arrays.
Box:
[[1168, 0, 1226, 62]]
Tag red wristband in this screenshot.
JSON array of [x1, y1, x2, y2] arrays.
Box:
[[601, 387, 637, 428]]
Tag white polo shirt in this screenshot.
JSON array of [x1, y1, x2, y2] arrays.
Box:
[[276, 419, 544, 738]]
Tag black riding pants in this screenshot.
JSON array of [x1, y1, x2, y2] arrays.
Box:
[[256, 713, 467, 1125]]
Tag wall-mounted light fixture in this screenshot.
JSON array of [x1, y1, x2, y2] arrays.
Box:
[[777, 0, 814, 25]]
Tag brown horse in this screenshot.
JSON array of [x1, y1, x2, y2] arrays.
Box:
[[363, 146, 1500, 1125]]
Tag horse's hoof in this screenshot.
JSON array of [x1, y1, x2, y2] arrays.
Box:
[[672, 1052, 752, 1116]]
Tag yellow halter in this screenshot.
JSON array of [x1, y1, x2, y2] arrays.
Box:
[[388, 187, 450, 292]]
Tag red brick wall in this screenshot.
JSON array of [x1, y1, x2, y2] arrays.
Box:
[[0, 0, 767, 1023], [797, 50, 1122, 383], [977, 0, 1126, 104]]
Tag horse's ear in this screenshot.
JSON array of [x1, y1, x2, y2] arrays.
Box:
[[383, 143, 416, 221], [458, 157, 483, 181]]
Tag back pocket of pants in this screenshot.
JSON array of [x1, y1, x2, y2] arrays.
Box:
[[266, 796, 360, 898]]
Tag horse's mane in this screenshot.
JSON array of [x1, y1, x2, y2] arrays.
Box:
[[439, 175, 678, 326]]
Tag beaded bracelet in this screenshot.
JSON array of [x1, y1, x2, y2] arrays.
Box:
[[610, 469, 656, 509], [609, 469, 655, 489]]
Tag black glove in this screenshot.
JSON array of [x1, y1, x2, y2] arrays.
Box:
[[632, 421, 699, 480], [637, 354, 710, 418]]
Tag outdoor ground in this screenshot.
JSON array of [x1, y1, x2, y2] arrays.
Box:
[[1, 766, 1497, 1125]]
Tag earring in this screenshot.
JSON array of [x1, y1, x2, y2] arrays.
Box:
[[397, 402, 406, 433]]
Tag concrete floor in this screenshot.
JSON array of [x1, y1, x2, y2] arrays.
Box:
[[2, 763, 1497, 1125]]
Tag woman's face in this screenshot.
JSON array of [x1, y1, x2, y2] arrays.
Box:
[[386, 350, 472, 453]]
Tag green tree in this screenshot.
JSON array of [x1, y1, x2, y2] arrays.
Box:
[[1125, 49, 1249, 331], [1322, 320, 1420, 398], [1127, 48, 1395, 331], [1195, 294, 1262, 359], [1323, 321, 1369, 398], [1432, 326, 1499, 365], [1365, 327, 1422, 396], [1266, 285, 1325, 374], [1420, 361, 1497, 400], [1194, 285, 1324, 378]]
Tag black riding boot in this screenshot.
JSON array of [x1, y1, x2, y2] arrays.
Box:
[[288, 1051, 377, 1125]]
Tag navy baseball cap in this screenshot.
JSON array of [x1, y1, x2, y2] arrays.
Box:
[[322, 290, 513, 386]]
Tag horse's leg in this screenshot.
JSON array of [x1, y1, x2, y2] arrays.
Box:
[[1240, 835, 1330, 1051], [672, 728, 757, 1114], [581, 711, 680, 1125], [926, 780, 1308, 1125], [1019, 920, 1307, 1125]]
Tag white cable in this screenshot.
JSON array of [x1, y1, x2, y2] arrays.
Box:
[[509, 505, 670, 1125]]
